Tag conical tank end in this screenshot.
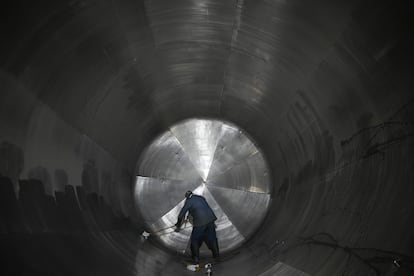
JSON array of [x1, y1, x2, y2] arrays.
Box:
[[134, 119, 271, 255]]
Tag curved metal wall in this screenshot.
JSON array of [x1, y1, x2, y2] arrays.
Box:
[[1, 0, 414, 275]]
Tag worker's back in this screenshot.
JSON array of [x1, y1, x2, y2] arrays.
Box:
[[181, 195, 217, 227]]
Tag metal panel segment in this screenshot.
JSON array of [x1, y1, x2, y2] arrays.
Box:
[[207, 123, 259, 180], [134, 176, 201, 225], [207, 151, 271, 194], [137, 130, 203, 182], [170, 119, 223, 181], [206, 184, 270, 238]]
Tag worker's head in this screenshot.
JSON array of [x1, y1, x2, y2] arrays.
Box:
[[185, 190, 193, 199]]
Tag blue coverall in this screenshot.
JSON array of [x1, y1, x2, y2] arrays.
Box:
[[176, 194, 219, 263]]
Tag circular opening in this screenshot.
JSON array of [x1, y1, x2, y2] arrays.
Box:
[[134, 118, 271, 255]]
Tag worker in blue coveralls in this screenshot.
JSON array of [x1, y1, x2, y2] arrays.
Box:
[[175, 191, 220, 264]]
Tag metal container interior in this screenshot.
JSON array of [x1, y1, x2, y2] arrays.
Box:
[[1, 0, 414, 275]]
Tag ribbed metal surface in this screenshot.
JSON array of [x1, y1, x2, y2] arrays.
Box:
[[134, 119, 271, 255], [258, 262, 310, 276]]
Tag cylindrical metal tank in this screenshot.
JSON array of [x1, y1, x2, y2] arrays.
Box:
[[0, 0, 413, 275]]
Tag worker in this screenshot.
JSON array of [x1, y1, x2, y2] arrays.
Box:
[[175, 191, 219, 264]]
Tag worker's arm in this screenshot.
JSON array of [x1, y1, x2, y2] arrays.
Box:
[[175, 200, 191, 230]]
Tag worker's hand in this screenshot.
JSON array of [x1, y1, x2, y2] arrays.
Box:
[[174, 221, 180, 230]]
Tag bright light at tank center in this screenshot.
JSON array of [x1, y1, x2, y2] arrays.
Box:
[[191, 120, 216, 181], [134, 118, 272, 255]]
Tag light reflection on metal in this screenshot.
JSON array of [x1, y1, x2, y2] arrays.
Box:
[[135, 176, 201, 225], [171, 120, 223, 181], [134, 119, 271, 255], [206, 184, 270, 238], [207, 150, 271, 194]]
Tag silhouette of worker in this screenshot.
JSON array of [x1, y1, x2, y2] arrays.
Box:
[[175, 191, 219, 264]]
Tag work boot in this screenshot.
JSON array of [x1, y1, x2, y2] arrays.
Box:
[[192, 255, 200, 265], [190, 241, 200, 264]]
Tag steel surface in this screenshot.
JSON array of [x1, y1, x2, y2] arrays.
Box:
[[134, 119, 271, 255]]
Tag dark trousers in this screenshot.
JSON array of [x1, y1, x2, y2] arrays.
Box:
[[190, 222, 219, 263]]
